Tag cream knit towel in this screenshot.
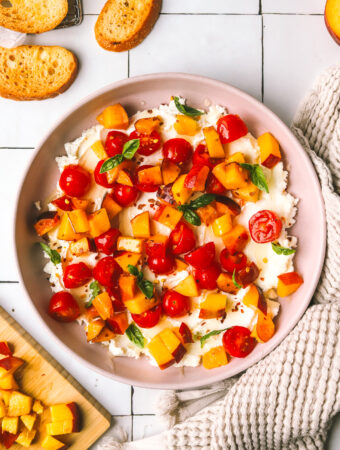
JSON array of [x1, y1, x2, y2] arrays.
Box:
[[98, 65, 340, 450]]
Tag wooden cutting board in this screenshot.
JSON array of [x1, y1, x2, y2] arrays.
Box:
[[0, 307, 111, 449]]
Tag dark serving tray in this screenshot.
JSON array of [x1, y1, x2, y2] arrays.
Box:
[[57, 0, 83, 28]]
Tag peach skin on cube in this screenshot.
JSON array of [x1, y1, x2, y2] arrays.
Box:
[[202, 346, 228, 370], [277, 272, 304, 297], [147, 336, 176, 370], [258, 132, 281, 169], [50, 402, 80, 426], [159, 329, 186, 363], [184, 165, 210, 191], [325, 0, 340, 45], [0, 356, 24, 379], [243, 284, 267, 315], [216, 272, 239, 295], [196, 204, 218, 226]]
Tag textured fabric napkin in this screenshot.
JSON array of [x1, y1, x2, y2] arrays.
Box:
[[98, 65, 340, 450], [0, 26, 26, 48]]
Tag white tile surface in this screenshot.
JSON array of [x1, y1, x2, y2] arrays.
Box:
[[93, 416, 132, 449], [133, 387, 160, 414], [262, 0, 324, 14], [129, 14, 262, 101], [132, 415, 166, 440], [0, 16, 128, 148], [263, 14, 340, 125]]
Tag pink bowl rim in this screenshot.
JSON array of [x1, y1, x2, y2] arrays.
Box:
[[13, 72, 326, 389]]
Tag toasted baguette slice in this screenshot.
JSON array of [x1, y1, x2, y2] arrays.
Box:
[[95, 0, 161, 52], [0, 0, 68, 34], [0, 46, 78, 101]]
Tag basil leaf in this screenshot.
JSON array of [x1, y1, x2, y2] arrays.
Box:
[[174, 96, 204, 117], [138, 279, 154, 299], [85, 281, 101, 308], [127, 264, 139, 277], [240, 163, 269, 193], [272, 243, 296, 255], [99, 154, 124, 173], [125, 323, 145, 349], [183, 208, 201, 226], [122, 139, 140, 159], [40, 242, 61, 265], [200, 328, 229, 348], [188, 194, 216, 210], [232, 270, 242, 289]]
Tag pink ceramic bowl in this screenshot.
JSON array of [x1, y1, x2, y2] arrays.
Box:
[[15, 73, 326, 389]]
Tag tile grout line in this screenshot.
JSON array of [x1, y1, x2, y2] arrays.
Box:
[[131, 385, 134, 439], [83, 12, 324, 17]]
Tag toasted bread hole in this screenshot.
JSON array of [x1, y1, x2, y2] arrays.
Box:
[[53, 61, 58, 68], [9, 55, 15, 61], [1, 0, 12, 7], [48, 67, 55, 75]]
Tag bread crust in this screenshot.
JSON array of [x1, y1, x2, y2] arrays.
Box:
[[0, 46, 78, 101], [95, 0, 162, 52]]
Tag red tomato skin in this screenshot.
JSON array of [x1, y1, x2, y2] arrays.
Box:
[[206, 173, 226, 194], [179, 323, 193, 343], [184, 242, 215, 269], [93, 257, 122, 287], [222, 326, 256, 358], [59, 165, 91, 198], [193, 262, 221, 290], [112, 183, 139, 207], [163, 138, 193, 164], [147, 254, 175, 275], [169, 222, 196, 255], [105, 131, 128, 157], [51, 195, 74, 211], [94, 160, 115, 188], [94, 228, 121, 255], [192, 144, 214, 168], [236, 262, 260, 288], [135, 164, 161, 192], [63, 262, 92, 289], [217, 114, 248, 144], [48, 291, 80, 322], [249, 210, 283, 243], [130, 130, 162, 156], [220, 249, 247, 273], [131, 304, 162, 328], [162, 290, 190, 318]]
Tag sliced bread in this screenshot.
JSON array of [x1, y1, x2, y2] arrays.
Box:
[[95, 0, 161, 52], [0, 45, 78, 101], [0, 0, 68, 34]]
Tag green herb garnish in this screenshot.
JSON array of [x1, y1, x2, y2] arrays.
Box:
[[125, 323, 145, 348], [99, 139, 140, 173], [200, 328, 229, 348], [127, 265, 154, 299], [240, 163, 269, 193], [271, 243, 296, 255], [177, 194, 215, 226], [85, 281, 101, 308], [232, 270, 242, 289], [174, 96, 204, 117], [40, 242, 61, 266]]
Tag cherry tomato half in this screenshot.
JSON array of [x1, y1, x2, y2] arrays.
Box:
[[193, 262, 221, 290], [184, 242, 215, 269], [51, 195, 74, 211], [48, 291, 80, 322], [93, 257, 122, 287], [94, 160, 115, 188], [94, 228, 121, 255], [131, 304, 162, 328], [249, 210, 283, 243], [112, 183, 139, 207], [135, 165, 161, 192], [235, 262, 260, 288], [63, 262, 92, 289], [147, 253, 175, 275], [222, 326, 256, 358], [205, 173, 226, 194], [220, 249, 247, 273], [192, 144, 214, 169], [169, 221, 196, 255], [130, 130, 162, 156], [163, 138, 193, 164], [105, 131, 128, 157], [59, 165, 91, 198], [162, 290, 190, 318], [217, 114, 248, 144]]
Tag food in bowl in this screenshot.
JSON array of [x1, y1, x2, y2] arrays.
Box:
[[33, 97, 303, 370]]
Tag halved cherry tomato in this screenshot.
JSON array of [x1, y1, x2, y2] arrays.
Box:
[[147, 253, 175, 275], [94, 228, 121, 255], [169, 221, 196, 255], [130, 129, 162, 156], [51, 195, 74, 211], [222, 326, 256, 358], [63, 262, 92, 289], [105, 130, 128, 157], [179, 323, 193, 343], [184, 242, 215, 269], [145, 239, 168, 258], [112, 183, 139, 207], [163, 138, 193, 164], [48, 291, 80, 322], [220, 249, 247, 273], [106, 286, 126, 312], [135, 164, 161, 192], [249, 210, 282, 243], [192, 144, 214, 168], [193, 262, 221, 290], [94, 160, 115, 188], [205, 173, 226, 194], [236, 262, 260, 288], [162, 290, 190, 318], [59, 165, 91, 198], [217, 114, 248, 144], [131, 304, 162, 328], [93, 256, 122, 287]]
